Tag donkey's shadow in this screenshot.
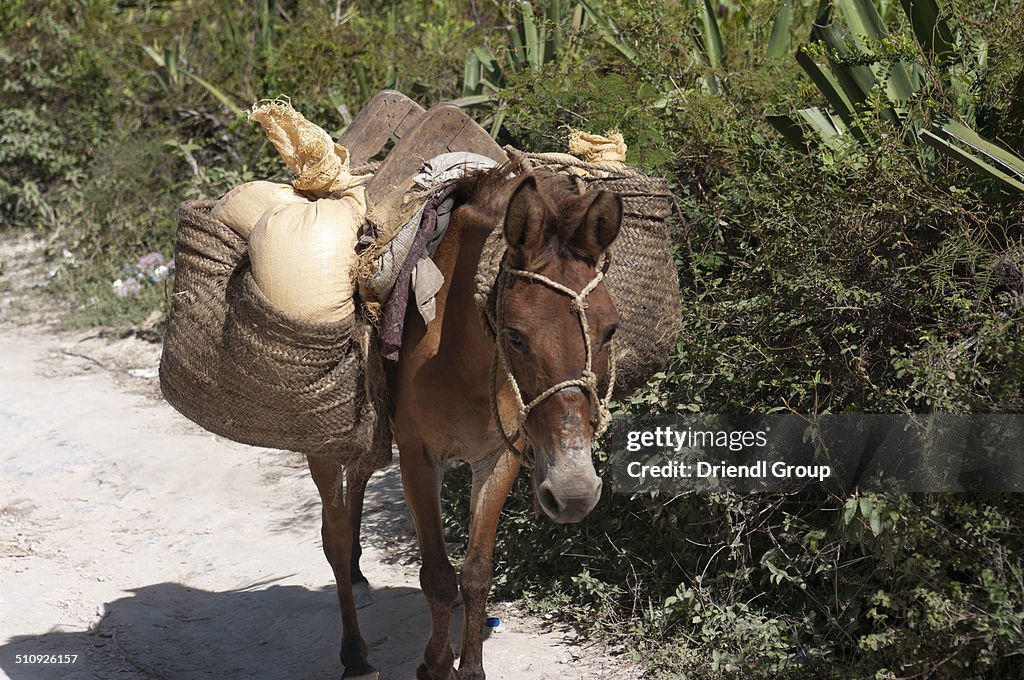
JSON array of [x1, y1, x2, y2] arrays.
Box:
[[0, 579, 459, 679]]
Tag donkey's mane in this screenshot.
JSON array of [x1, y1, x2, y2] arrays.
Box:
[[450, 162, 590, 244], [449, 161, 526, 228]]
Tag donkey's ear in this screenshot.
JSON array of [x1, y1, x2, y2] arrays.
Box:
[[504, 176, 546, 252], [569, 190, 623, 260]]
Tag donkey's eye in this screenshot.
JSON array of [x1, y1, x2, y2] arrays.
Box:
[[601, 325, 618, 346], [503, 328, 529, 352]]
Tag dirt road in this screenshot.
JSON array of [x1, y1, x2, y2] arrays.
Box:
[[0, 241, 636, 679]]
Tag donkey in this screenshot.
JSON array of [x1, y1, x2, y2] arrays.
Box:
[[307, 165, 623, 680]]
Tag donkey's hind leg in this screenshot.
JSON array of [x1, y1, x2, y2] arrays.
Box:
[[308, 457, 377, 680], [345, 466, 372, 607]]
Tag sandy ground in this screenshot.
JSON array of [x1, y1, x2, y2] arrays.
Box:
[[0, 235, 640, 679]]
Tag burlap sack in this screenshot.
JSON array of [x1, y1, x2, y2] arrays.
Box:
[[248, 99, 371, 198], [160, 200, 390, 469], [568, 129, 628, 166], [247, 187, 366, 323], [210, 181, 311, 238]]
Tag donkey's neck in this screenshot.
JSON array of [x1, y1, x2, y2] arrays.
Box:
[[432, 207, 498, 381], [389, 204, 507, 463]]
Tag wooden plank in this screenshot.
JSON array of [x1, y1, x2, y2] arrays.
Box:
[[365, 104, 507, 210], [447, 120, 507, 160], [339, 90, 426, 166]]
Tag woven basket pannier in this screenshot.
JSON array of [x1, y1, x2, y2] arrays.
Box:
[[159, 200, 388, 470]]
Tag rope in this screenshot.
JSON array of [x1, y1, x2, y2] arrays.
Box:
[[503, 145, 647, 178], [489, 254, 616, 466], [474, 149, 681, 450]]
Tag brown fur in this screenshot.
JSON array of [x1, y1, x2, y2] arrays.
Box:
[[308, 166, 623, 680]]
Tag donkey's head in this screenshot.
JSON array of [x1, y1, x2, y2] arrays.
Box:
[[499, 172, 622, 523]]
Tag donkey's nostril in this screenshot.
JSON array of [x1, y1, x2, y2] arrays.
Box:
[[537, 482, 564, 515], [537, 477, 601, 523]]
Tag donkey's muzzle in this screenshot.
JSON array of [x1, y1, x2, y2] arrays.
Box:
[[535, 461, 602, 524]]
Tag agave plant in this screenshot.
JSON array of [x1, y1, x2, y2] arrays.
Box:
[[140, 2, 285, 120], [142, 39, 243, 117], [693, 0, 726, 93], [758, 0, 1024, 191], [692, 0, 793, 91], [457, 0, 637, 137], [921, 119, 1024, 191]]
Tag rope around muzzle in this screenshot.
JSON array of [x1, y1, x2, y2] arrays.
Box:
[[488, 255, 616, 467]]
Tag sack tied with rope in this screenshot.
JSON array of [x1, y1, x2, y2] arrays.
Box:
[[159, 101, 390, 470]]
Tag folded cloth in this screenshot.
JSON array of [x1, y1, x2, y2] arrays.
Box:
[[373, 152, 499, 361], [359, 152, 498, 305], [412, 257, 444, 325], [379, 184, 457, 361]]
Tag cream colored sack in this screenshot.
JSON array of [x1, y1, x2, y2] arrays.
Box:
[[210, 181, 310, 238], [248, 186, 367, 323]]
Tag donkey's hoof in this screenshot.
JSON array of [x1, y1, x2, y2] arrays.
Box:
[[416, 663, 458, 680], [342, 666, 378, 680], [353, 581, 373, 609]]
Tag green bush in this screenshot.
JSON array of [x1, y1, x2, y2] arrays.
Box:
[[453, 1, 1024, 677]]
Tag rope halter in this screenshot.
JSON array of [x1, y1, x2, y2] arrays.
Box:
[[489, 254, 616, 467]]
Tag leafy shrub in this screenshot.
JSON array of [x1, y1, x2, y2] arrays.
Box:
[[451, 1, 1024, 677]]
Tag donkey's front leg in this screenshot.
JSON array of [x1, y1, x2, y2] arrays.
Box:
[[399, 442, 459, 680], [457, 450, 522, 680], [307, 457, 377, 679]]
